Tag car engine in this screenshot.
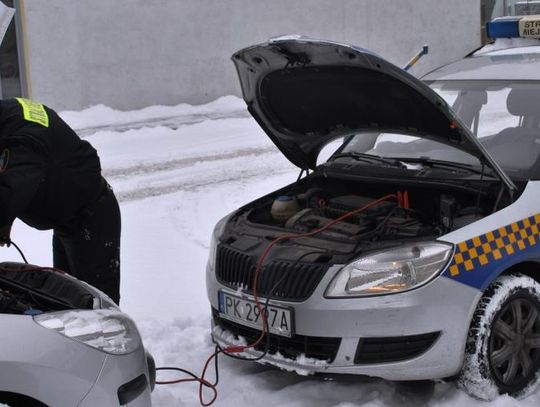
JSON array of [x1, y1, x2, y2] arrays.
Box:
[[0, 262, 95, 315], [243, 176, 486, 246]]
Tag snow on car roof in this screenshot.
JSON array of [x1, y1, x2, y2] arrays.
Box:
[[475, 38, 540, 55], [480, 45, 540, 56]]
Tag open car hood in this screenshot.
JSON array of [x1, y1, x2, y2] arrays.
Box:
[[232, 36, 516, 193]]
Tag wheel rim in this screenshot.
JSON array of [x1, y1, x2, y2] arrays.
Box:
[[489, 296, 540, 389]]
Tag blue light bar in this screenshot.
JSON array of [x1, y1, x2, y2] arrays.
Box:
[[486, 15, 540, 39], [486, 17, 520, 38]]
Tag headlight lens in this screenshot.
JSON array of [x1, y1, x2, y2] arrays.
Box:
[[326, 241, 453, 297], [34, 309, 141, 355]]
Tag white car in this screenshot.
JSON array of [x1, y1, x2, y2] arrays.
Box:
[[0, 262, 155, 406], [207, 9, 540, 402]]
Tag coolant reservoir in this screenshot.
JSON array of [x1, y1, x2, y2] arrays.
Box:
[[271, 196, 300, 222]]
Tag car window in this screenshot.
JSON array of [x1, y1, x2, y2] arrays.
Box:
[[317, 137, 344, 165], [342, 132, 480, 166], [432, 81, 540, 176], [338, 81, 540, 178]]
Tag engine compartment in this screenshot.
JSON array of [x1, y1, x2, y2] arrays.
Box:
[[0, 262, 95, 315], [240, 174, 493, 247]]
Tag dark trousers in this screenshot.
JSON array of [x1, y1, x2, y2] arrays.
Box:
[[53, 183, 121, 303]]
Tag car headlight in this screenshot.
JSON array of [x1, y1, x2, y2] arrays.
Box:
[[325, 241, 453, 297], [34, 309, 141, 355], [208, 213, 233, 269]]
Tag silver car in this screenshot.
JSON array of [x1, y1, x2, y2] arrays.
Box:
[[207, 23, 540, 401], [0, 262, 155, 406]]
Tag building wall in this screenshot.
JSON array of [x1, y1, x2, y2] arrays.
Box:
[[22, 0, 480, 111]]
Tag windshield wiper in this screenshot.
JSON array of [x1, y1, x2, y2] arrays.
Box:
[[390, 156, 496, 177], [331, 152, 406, 168]]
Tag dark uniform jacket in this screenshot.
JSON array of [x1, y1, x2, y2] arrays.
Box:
[[0, 98, 103, 230]]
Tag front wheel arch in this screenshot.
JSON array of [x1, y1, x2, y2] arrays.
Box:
[[499, 261, 540, 285], [458, 273, 540, 400]]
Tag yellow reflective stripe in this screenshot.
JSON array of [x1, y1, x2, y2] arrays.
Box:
[[15, 98, 49, 128], [449, 214, 540, 277]]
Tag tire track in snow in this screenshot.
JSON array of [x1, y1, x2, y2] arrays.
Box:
[[86, 111, 296, 202], [116, 165, 293, 202], [76, 110, 250, 137], [105, 145, 295, 202], [102, 146, 277, 178]]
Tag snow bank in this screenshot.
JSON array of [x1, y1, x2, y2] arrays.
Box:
[[59, 95, 245, 131]]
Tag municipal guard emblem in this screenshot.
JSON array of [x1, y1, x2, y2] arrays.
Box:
[[0, 149, 9, 173]]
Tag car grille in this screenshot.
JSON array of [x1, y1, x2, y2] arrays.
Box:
[[212, 308, 341, 362], [354, 332, 440, 364], [215, 244, 328, 301]]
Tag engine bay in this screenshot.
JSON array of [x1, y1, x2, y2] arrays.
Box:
[[249, 179, 489, 237], [0, 262, 95, 315], [226, 174, 503, 262]]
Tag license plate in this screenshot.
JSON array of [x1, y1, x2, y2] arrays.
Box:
[[218, 291, 293, 338]]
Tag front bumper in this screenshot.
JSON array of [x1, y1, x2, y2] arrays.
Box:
[[207, 263, 482, 380], [0, 314, 153, 407], [78, 347, 153, 407]]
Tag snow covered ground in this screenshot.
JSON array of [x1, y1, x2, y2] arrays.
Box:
[[4, 96, 540, 406]]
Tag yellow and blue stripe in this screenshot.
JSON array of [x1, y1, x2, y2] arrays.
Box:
[[444, 214, 540, 289]]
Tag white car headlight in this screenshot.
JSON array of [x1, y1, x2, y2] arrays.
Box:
[[34, 309, 141, 355], [325, 241, 453, 297]]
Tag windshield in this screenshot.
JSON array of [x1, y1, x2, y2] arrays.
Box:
[[340, 80, 540, 178]]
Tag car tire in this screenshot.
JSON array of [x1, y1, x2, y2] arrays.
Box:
[[458, 273, 540, 400]]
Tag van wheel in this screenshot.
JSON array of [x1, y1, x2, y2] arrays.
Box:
[[458, 274, 540, 400]]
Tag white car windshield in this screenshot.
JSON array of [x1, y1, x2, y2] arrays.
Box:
[[340, 81, 540, 178]]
